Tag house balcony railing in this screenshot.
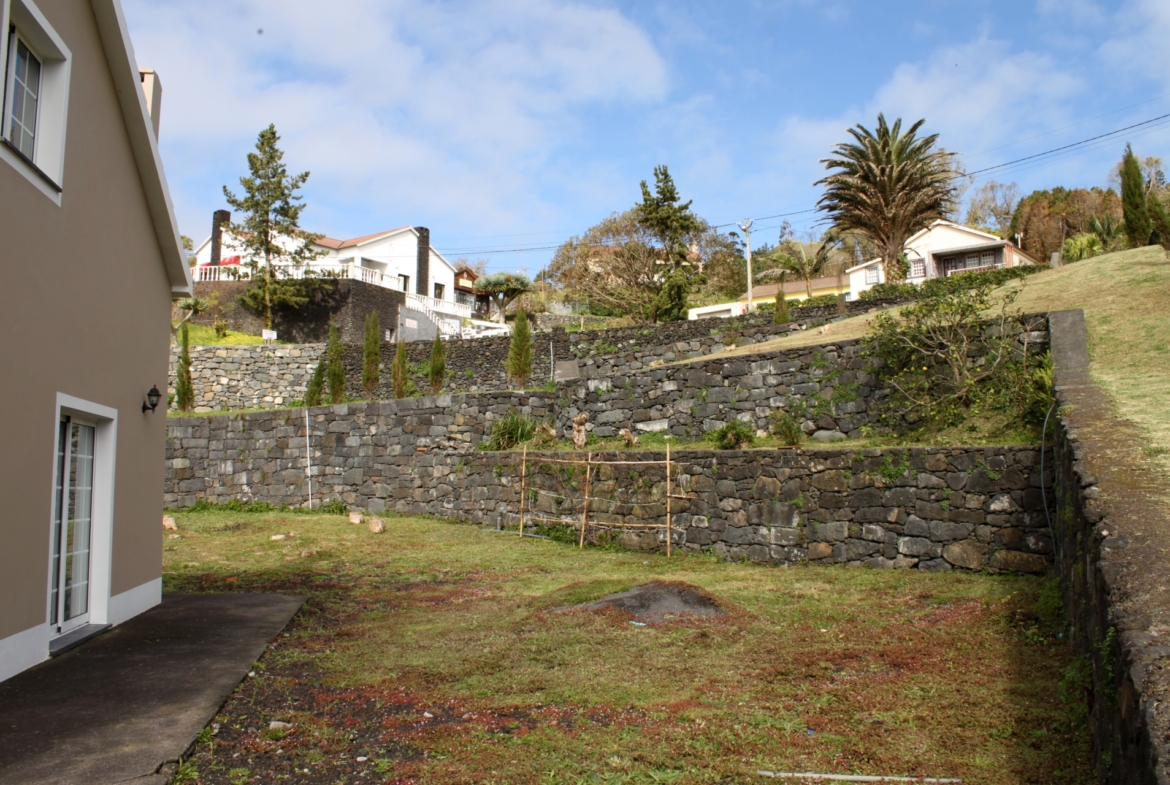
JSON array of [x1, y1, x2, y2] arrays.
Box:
[[194, 262, 472, 322]]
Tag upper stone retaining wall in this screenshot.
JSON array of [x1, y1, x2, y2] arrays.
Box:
[[169, 299, 903, 411]]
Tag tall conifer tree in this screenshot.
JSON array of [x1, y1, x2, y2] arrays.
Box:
[[175, 323, 194, 411], [428, 333, 446, 394], [507, 310, 532, 388], [392, 340, 409, 399], [1121, 144, 1152, 248], [305, 359, 325, 407], [362, 312, 380, 400], [223, 124, 325, 328]]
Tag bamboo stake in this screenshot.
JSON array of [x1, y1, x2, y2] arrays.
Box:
[[665, 441, 672, 558], [579, 452, 592, 549], [519, 446, 527, 538]]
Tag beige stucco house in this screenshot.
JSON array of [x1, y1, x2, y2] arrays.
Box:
[[846, 220, 1039, 297], [0, 0, 191, 682]]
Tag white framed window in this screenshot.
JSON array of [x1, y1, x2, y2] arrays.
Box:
[[908, 258, 925, 278], [981, 250, 996, 269], [0, 0, 71, 203], [865, 266, 880, 285], [433, 282, 445, 300]]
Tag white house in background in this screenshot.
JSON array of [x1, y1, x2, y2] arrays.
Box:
[[192, 218, 469, 332], [847, 220, 1040, 298]]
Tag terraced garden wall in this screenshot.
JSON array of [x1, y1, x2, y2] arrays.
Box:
[[168, 299, 899, 411], [165, 399, 1053, 573]]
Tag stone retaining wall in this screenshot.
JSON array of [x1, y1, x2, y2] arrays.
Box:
[[164, 405, 1052, 573], [1047, 310, 1170, 783], [165, 392, 545, 507], [168, 344, 325, 412], [557, 316, 1049, 443]]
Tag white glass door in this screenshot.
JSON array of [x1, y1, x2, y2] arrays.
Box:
[[50, 417, 95, 633]]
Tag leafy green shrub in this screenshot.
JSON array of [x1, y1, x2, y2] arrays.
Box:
[[860, 282, 918, 301], [319, 499, 348, 515], [770, 411, 803, 446], [791, 295, 839, 310], [707, 420, 755, 449], [1062, 233, 1104, 262], [485, 410, 537, 450], [213, 319, 229, 339], [392, 340, 409, 399]]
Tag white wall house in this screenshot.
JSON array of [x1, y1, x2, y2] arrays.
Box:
[[192, 222, 469, 334], [847, 220, 1039, 298]]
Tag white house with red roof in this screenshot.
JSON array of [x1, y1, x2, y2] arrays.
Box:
[[192, 219, 468, 331], [847, 220, 1039, 297]]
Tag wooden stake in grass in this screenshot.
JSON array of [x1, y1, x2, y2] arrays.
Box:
[[579, 452, 592, 549], [665, 440, 672, 559], [518, 446, 527, 538]]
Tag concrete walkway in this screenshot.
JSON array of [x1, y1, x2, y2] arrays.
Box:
[[0, 593, 303, 785]]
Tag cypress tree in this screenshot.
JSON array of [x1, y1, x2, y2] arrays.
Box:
[[362, 312, 380, 400], [175, 323, 194, 411], [392, 339, 409, 399], [1121, 144, 1152, 248], [305, 359, 325, 407], [326, 318, 346, 404], [428, 333, 446, 394], [1148, 194, 1170, 252], [507, 310, 532, 388]]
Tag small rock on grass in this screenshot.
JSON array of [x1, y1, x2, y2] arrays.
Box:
[[269, 721, 293, 730], [300, 549, 317, 558], [270, 534, 287, 541], [162, 515, 178, 531], [368, 518, 385, 534], [348, 511, 364, 525]]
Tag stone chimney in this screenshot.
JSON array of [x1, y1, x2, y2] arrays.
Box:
[[210, 210, 231, 265], [415, 226, 430, 297], [138, 69, 162, 138]]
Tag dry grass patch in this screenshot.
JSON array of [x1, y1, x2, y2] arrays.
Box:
[[165, 511, 1090, 784], [997, 246, 1170, 477]]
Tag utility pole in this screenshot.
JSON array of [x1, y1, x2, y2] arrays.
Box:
[[738, 218, 754, 312]]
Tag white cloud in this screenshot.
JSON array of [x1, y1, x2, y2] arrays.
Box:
[[1099, 0, 1170, 90], [124, 0, 668, 241], [1036, 0, 1106, 26]]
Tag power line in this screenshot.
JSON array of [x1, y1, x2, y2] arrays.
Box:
[[437, 109, 1170, 262], [965, 112, 1170, 177]]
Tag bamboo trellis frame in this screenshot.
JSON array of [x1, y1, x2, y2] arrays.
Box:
[[513, 448, 681, 557]]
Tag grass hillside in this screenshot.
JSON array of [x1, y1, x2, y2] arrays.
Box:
[[1001, 245, 1170, 473]]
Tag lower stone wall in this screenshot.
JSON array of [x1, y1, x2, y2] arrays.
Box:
[[165, 403, 1052, 573]]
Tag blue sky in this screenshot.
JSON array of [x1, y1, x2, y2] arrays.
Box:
[[123, 0, 1170, 274]]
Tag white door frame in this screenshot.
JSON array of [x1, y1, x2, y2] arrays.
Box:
[[47, 393, 117, 634]]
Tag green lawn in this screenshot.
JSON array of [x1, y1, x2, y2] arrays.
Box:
[[178, 323, 266, 346], [166, 511, 1090, 785]]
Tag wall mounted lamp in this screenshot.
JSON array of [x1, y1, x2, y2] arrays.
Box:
[[143, 385, 162, 413]]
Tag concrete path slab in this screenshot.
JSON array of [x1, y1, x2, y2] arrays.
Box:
[[0, 593, 303, 785]]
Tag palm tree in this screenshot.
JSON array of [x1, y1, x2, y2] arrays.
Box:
[[769, 233, 841, 298], [815, 114, 957, 282]]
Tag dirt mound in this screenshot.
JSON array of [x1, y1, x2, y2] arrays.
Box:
[[577, 582, 725, 623]]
